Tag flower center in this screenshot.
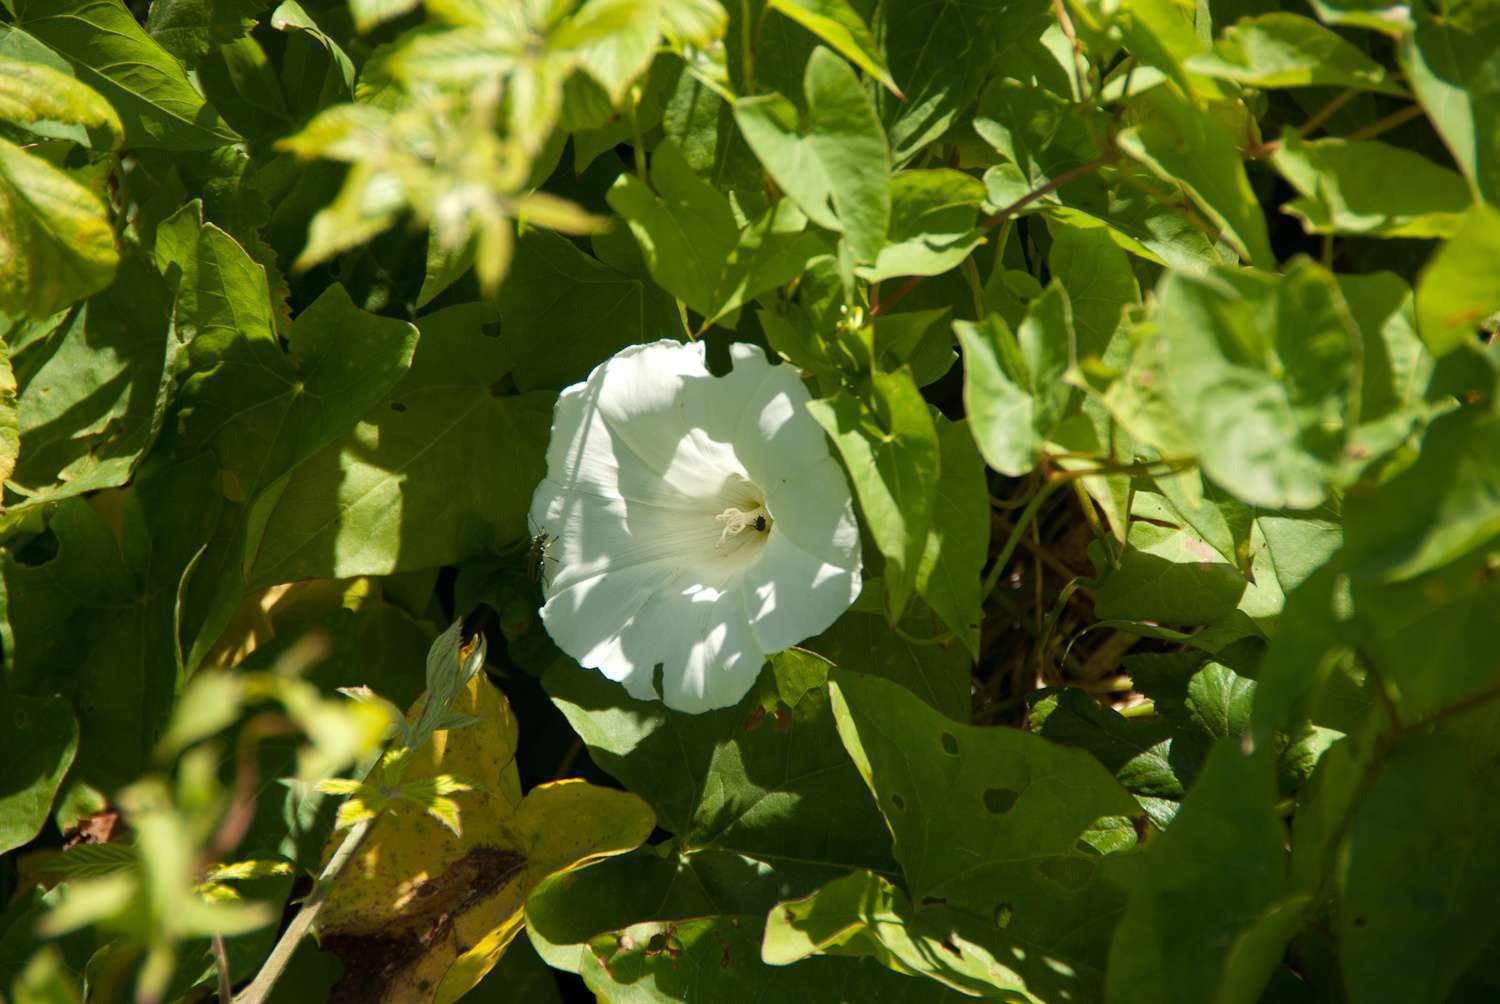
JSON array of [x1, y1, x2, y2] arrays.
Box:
[[714, 503, 772, 547]]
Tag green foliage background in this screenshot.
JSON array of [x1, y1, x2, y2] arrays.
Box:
[[2, 0, 1500, 1000]]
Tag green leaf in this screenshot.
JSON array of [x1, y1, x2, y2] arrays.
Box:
[[10, 947, 81, 1004], [143, 232, 417, 662], [560, 908, 962, 1002], [1271, 132, 1472, 240], [545, 649, 897, 884], [803, 605, 972, 720], [830, 668, 1141, 1002], [1400, 15, 1500, 205], [856, 169, 985, 283], [1048, 221, 1140, 359], [1107, 743, 1304, 1004], [0, 139, 118, 319], [1414, 205, 1500, 356], [246, 303, 544, 583], [953, 282, 1078, 476], [348, 0, 421, 32], [495, 229, 680, 392], [1336, 733, 1500, 1004], [0, 500, 180, 808], [0, 58, 123, 149], [1028, 687, 1183, 827], [765, 0, 899, 95], [808, 369, 939, 618], [762, 868, 1032, 997], [1118, 87, 1274, 268], [1307, 0, 1411, 34], [734, 46, 890, 263], [14, 0, 239, 150], [974, 80, 1108, 195], [1186, 13, 1404, 93], [1155, 260, 1358, 508], [145, 0, 269, 66], [0, 694, 78, 854], [7, 252, 176, 505], [879, 0, 1023, 163], [913, 417, 988, 659], [1344, 407, 1500, 582], [1070, 0, 1223, 100], [607, 140, 827, 326], [1092, 518, 1254, 626]]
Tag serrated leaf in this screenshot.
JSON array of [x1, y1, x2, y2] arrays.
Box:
[[350, 0, 421, 32]]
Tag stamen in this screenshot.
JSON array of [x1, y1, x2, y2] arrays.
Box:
[[715, 504, 771, 546]]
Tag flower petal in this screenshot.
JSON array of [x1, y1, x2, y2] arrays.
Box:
[[680, 343, 834, 487], [590, 341, 748, 500], [763, 456, 863, 569], [740, 532, 862, 654]]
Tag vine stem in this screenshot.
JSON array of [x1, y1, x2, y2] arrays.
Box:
[[980, 459, 1193, 604], [232, 818, 373, 1004]]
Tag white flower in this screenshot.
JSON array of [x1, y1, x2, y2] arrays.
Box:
[[528, 340, 863, 713]]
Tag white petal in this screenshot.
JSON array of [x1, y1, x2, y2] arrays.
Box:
[[539, 560, 680, 698], [532, 484, 724, 594], [591, 340, 748, 500], [740, 532, 863, 654], [763, 457, 863, 568], [653, 578, 766, 713], [549, 564, 766, 712], [680, 343, 833, 487]]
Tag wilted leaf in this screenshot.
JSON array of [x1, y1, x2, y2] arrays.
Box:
[[316, 673, 653, 1003]]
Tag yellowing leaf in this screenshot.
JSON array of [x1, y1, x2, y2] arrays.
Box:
[[314, 674, 654, 1003]]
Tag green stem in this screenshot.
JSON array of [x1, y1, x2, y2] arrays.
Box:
[[233, 818, 373, 1004]]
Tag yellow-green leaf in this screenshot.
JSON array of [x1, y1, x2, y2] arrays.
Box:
[[0, 137, 118, 318], [314, 674, 654, 1003], [0, 58, 123, 148]]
